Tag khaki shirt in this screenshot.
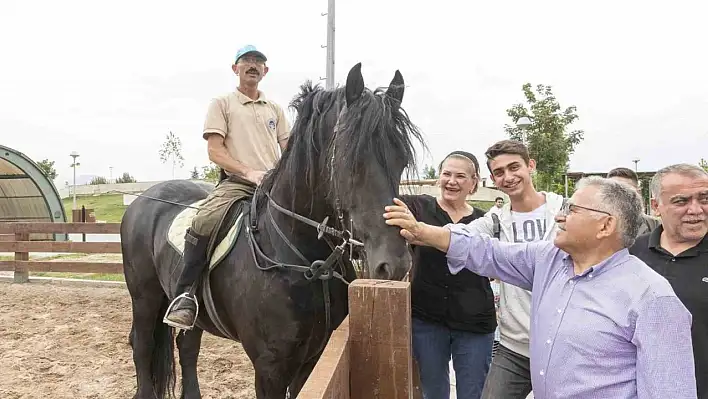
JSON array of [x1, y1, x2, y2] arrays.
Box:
[[202, 90, 290, 173]]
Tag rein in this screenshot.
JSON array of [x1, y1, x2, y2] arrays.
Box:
[[246, 185, 362, 285], [244, 100, 374, 365]]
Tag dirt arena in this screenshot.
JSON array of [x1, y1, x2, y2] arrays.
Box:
[[0, 282, 256, 398]]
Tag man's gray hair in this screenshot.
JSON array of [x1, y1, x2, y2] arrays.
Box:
[[575, 176, 643, 248], [650, 163, 708, 203]]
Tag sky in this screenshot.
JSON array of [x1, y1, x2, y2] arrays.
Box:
[[1, 0, 707, 188]]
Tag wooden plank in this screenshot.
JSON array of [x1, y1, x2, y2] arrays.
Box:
[[13, 232, 29, 283], [0, 241, 122, 254], [0, 234, 14, 242], [348, 279, 412, 399], [299, 317, 351, 399], [0, 261, 123, 274], [0, 222, 121, 234]]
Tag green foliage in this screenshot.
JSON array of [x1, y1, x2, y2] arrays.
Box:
[[36, 159, 57, 180], [201, 163, 221, 182], [89, 176, 108, 185], [159, 130, 184, 178], [115, 172, 136, 183], [504, 83, 585, 194], [700, 158, 708, 172], [190, 166, 200, 179], [422, 164, 438, 179], [639, 176, 652, 210]]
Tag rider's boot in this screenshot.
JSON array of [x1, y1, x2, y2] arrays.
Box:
[[163, 228, 210, 329]]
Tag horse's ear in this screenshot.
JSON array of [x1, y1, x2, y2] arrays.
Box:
[[386, 70, 405, 104], [345, 62, 364, 107]]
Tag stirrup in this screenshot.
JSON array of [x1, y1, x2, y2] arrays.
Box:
[[163, 292, 200, 331]]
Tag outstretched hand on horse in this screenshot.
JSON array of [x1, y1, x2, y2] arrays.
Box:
[[384, 198, 452, 252]]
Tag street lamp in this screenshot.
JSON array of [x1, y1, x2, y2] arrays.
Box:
[[70, 151, 80, 210], [632, 159, 640, 173], [516, 116, 533, 129]]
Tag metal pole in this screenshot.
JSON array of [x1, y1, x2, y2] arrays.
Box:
[[325, 0, 335, 89], [72, 158, 77, 210]]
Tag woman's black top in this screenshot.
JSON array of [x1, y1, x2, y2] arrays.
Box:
[[401, 194, 497, 334]]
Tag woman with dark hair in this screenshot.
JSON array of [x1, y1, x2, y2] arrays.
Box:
[[401, 151, 496, 399]]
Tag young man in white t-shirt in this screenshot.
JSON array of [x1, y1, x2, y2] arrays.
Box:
[[460, 140, 565, 398]]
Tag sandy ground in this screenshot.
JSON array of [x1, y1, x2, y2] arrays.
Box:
[[0, 282, 256, 399]]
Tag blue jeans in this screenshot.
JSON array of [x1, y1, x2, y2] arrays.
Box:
[[412, 317, 494, 399]]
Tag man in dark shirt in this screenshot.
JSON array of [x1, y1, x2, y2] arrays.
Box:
[[607, 166, 661, 236], [629, 163, 708, 398]]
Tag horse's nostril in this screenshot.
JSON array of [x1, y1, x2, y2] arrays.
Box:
[[375, 262, 393, 280]]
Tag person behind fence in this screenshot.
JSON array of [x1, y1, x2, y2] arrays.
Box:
[[606, 166, 661, 236], [485, 196, 504, 217], [630, 163, 708, 399], [399, 151, 495, 399], [163, 45, 291, 330], [383, 176, 697, 399]]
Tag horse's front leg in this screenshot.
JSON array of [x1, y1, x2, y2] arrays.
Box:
[[176, 328, 204, 398], [252, 351, 299, 399]]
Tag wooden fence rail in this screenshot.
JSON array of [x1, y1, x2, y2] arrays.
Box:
[[0, 222, 123, 283], [300, 280, 422, 399], [2, 223, 423, 397]]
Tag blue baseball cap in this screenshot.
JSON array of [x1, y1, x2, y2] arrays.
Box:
[[234, 45, 267, 63]]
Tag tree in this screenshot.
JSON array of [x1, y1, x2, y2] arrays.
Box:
[[190, 166, 200, 179], [504, 83, 585, 194], [89, 176, 108, 185], [36, 159, 57, 180], [201, 163, 221, 182], [700, 158, 708, 172], [422, 164, 437, 179], [159, 130, 185, 179], [115, 172, 136, 183]]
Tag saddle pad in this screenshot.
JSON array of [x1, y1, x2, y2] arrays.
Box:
[[167, 199, 245, 270]]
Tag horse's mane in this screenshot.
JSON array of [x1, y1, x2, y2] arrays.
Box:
[[263, 80, 424, 210]]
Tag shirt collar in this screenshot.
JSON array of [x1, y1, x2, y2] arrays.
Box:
[[564, 248, 630, 278], [648, 224, 708, 257], [235, 89, 268, 104]]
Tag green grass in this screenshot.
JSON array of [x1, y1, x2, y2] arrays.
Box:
[[469, 200, 494, 212], [62, 194, 127, 223], [30, 272, 125, 281]]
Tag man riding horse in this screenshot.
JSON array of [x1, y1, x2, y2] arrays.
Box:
[[164, 45, 291, 329]]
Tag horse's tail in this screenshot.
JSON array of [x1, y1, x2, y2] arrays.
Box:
[[151, 297, 177, 399]]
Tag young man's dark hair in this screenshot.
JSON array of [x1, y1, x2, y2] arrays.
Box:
[[607, 167, 638, 184], [485, 140, 530, 172]]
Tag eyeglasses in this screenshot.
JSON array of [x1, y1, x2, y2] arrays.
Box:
[[238, 56, 265, 65], [559, 201, 612, 217]]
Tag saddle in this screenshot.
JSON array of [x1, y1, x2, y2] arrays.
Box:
[[165, 175, 258, 338], [166, 197, 247, 271]]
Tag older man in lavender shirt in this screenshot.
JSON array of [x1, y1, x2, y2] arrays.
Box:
[[384, 176, 697, 399]]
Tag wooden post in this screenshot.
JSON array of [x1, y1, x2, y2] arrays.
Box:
[[348, 279, 413, 399], [14, 232, 29, 283]]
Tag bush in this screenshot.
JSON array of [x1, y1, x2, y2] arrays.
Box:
[[89, 176, 108, 185]]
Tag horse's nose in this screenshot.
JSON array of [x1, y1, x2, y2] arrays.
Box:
[[374, 262, 394, 280]]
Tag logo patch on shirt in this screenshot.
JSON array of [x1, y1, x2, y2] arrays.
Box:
[[702, 277, 708, 283], [267, 118, 276, 131]]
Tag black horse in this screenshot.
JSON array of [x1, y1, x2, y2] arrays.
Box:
[[120, 63, 424, 399]]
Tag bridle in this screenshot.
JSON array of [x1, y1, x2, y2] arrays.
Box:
[[245, 103, 363, 284], [245, 186, 363, 285], [244, 102, 366, 357]]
